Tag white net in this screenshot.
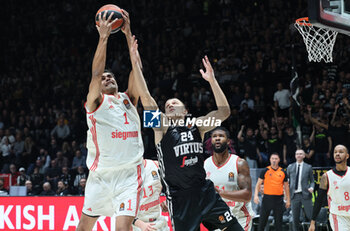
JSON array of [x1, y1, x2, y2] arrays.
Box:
[[295, 18, 338, 63]]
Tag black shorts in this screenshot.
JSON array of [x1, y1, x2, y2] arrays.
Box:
[[167, 180, 243, 231]]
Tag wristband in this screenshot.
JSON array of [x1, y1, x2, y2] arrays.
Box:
[[132, 218, 138, 225]]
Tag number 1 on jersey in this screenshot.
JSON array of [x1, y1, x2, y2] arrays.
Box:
[[123, 112, 129, 124]]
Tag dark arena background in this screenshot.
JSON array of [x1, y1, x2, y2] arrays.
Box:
[[0, 0, 350, 230]]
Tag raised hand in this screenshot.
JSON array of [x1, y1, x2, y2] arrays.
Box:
[[96, 11, 118, 39], [129, 35, 139, 65], [199, 56, 215, 83], [121, 9, 131, 35]]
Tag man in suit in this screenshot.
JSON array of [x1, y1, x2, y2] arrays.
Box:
[[287, 149, 315, 231]]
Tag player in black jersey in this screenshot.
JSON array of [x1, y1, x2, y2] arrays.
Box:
[[135, 56, 243, 230]]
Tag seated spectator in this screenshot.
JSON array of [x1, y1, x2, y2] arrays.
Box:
[[54, 151, 69, 168], [50, 118, 70, 144], [1, 137, 13, 172], [59, 166, 73, 188], [71, 150, 86, 170], [45, 160, 61, 190], [77, 178, 86, 196], [40, 182, 55, 196], [30, 167, 44, 194], [17, 167, 30, 186], [240, 92, 254, 111], [13, 132, 24, 161], [9, 164, 20, 186], [73, 166, 87, 188], [22, 136, 36, 169], [56, 180, 69, 196], [25, 180, 35, 196], [38, 148, 51, 170], [0, 178, 9, 196]]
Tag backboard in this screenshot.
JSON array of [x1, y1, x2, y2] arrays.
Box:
[[308, 0, 350, 35]]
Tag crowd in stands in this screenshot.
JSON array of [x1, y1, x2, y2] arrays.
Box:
[[1, 0, 350, 195]]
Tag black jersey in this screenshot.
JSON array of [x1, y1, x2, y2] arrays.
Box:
[[156, 125, 206, 194]]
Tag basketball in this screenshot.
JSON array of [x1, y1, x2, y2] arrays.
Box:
[[95, 4, 124, 34]]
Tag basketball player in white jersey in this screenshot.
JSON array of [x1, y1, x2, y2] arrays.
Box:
[[204, 127, 255, 231], [77, 11, 145, 231], [132, 159, 169, 231], [309, 144, 350, 231]]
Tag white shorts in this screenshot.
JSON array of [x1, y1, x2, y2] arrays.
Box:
[[329, 213, 350, 231], [82, 164, 144, 217], [237, 214, 253, 231], [132, 214, 169, 231]]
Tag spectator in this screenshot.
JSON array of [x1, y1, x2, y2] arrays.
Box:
[[9, 164, 20, 186], [274, 82, 291, 117], [1, 129, 15, 144], [1, 137, 13, 172], [25, 180, 35, 196], [310, 125, 332, 167], [240, 92, 254, 111], [50, 118, 70, 143], [0, 178, 9, 196], [38, 148, 51, 170], [237, 125, 262, 168], [302, 136, 315, 166], [54, 151, 69, 168], [282, 126, 299, 166], [77, 178, 86, 196], [45, 160, 61, 190], [56, 180, 69, 196], [22, 136, 36, 166], [30, 167, 44, 195], [17, 167, 30, 186], [13, 132, 24, 161], [40, 182, 55, 196], [59, 166, 73, 188], [73, 166, 87, 188], [267, 126, 283, 158], [71, 150, 86, 170]]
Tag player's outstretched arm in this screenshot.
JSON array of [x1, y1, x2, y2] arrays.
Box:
[[308, 173, 329, 231], [86, 12, 118, 112], [218, 158, 252, 202], [197, 56, 230, 137], [121, 10, 144, 106], [127, 34, 166, 143]]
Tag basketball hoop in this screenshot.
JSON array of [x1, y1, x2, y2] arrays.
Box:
[[295, 17, 338, 63]]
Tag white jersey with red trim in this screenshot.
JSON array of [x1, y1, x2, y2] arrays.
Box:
[[134, 159, 169, 231], [138, 159, 162, 220], [85, 93, 143, 171], [327, 167, 350, 217], [204, 154, 254, 221]]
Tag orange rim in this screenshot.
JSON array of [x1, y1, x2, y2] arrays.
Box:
[[296, 17, 312, 26]]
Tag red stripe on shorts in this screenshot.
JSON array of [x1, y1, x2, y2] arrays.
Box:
[[135, 164, 143, 216], [332, 214, 339, 231], [241, 204, 251, 231]]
